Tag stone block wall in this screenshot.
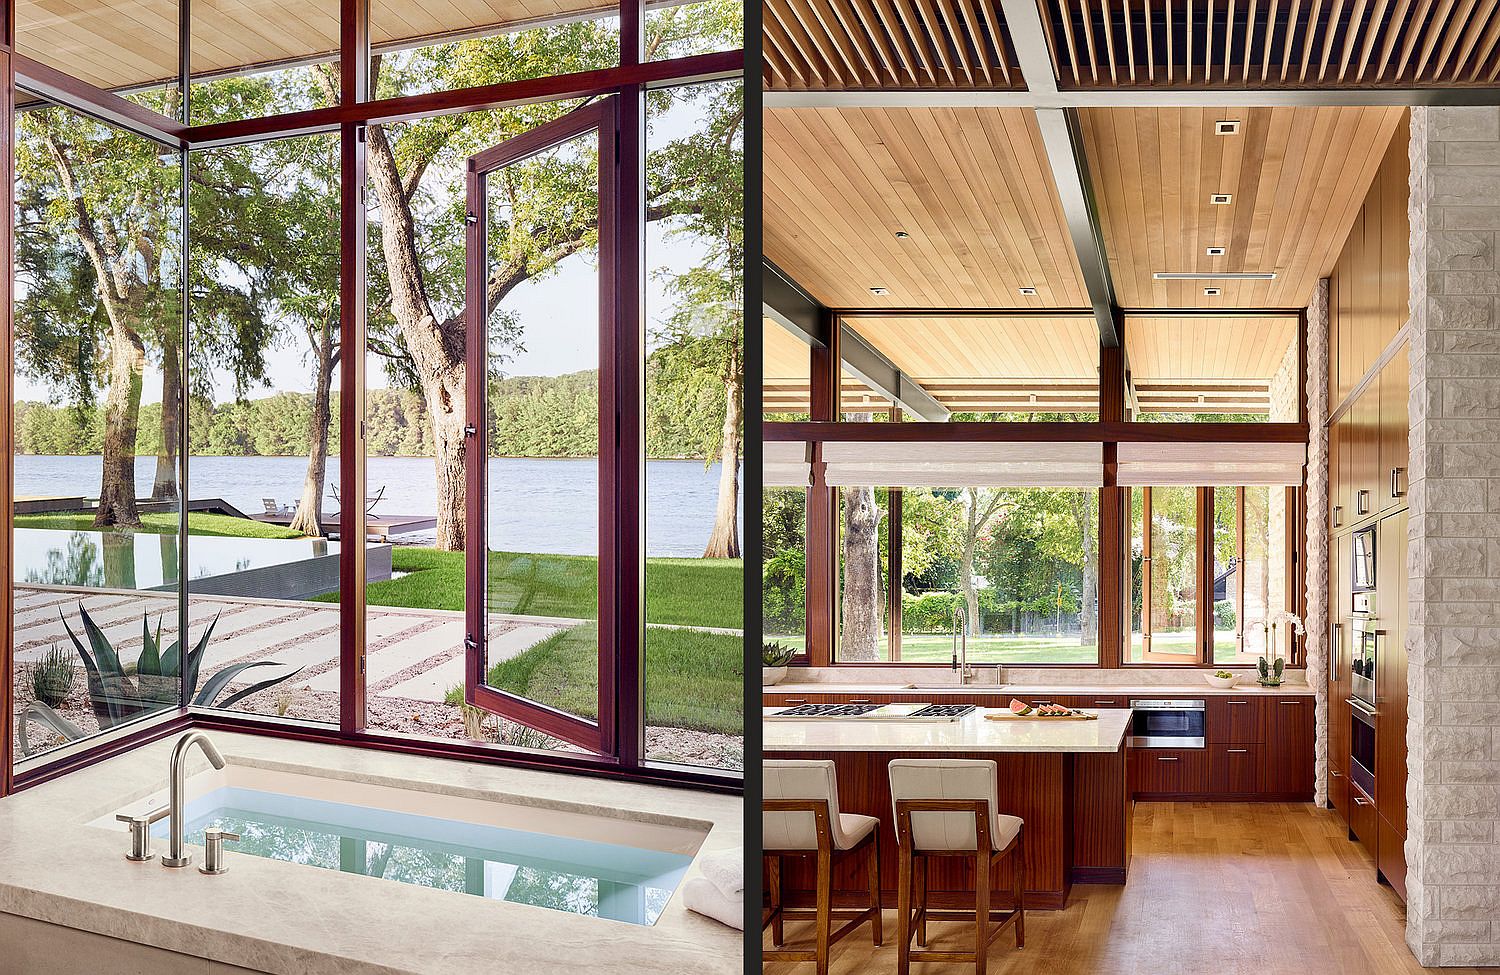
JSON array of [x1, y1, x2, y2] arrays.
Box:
[[1406, 105, 1500, 968], [1305, 280, 1330, 808]]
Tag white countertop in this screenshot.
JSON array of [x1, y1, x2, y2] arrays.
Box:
[[765, 682, 1314, 697], [763, 706, 1133, 753], [0, 731, 740, 975]]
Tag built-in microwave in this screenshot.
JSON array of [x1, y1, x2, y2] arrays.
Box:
[[1127, 700, 1206, 748]]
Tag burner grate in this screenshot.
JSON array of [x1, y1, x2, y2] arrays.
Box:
[[906, 704, 977, 719]]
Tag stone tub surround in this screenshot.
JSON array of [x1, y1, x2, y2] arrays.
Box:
[[1406, 105, 1500, 968], [0, 732, 741, 975]]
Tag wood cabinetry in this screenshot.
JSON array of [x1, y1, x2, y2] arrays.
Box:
[[1267, 697, 1315, 796], [1131, 748, 1209, 796], [1378, 351, 1409, 514], [1375, 509, 1409, 899], [1328, 532, 1354, 818], [1208, 696, 1267, 743]]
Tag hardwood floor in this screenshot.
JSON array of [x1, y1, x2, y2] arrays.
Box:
[[763, 802, 1498, 974]]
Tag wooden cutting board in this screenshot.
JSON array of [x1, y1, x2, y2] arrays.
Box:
[[984, 711, 1098, 721]]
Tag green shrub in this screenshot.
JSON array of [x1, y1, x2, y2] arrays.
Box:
[[30, 645, 75, 708]]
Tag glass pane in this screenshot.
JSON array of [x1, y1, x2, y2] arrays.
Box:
[[370, 1, 619, 100], [644, 80, 743, 771], [835, 486, 888, 661], [844, 317, 1100, 420], [481, 127, 602, 747], [1128, 316, 1301, 422], [763, 488, 806, 651], [1214, 486, 1283, 666], [763, 318, 809, 420], [898, 488, 1099, 664], [645, 0, 742, 59], [16, 1, 182, 117], [13, 99, 184, 762], [186, 133, 341, 724], [361, 101, 583, 746], [189, 0, 341, 127], [1128, 486, 1199, 662]]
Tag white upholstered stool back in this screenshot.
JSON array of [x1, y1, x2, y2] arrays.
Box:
[[765, 759, 867, 851], [888, 758, 1022, 852]]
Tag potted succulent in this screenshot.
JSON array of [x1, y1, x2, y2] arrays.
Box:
[[763, 641, 797, 686], [1257, 612, 1306, 686]]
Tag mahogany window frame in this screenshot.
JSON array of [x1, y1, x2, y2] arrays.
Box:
[[0, 0, 744, 796]]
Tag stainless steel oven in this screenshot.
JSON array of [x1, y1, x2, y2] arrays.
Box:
[[1128, 699, 1206, 748], [1350, 591, 1378, 707], [1349, 695, 1377, 798]]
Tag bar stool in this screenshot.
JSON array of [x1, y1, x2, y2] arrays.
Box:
[[888, 758, 1025, 975], [763, 759, 883, 975]]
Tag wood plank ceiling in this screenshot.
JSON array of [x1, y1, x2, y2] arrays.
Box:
[[764, 105, 1089, 309], [1081, 105, 1406, 308], [15, 0, 616, 93], [762, 0, 1500, 89]]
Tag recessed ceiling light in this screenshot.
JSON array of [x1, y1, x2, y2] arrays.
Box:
[[869, 286, 890, 296], [1210, 193, 1233, 205], [1215, 120, 1241, 135], [894, 231, 910, 239], [1203, 287, 1222, 296], [1153, 271, 1277, 280], [1206, 246, 1227, 257], [1018, 286, 1038, 296]]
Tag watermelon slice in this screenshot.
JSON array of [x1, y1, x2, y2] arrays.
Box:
[[1008, 698, 1033, 715]]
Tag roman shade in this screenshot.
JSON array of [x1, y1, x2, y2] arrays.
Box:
[[820, 440, 1103, 488], [1116, 441, 1306, 486], [764, 440, 812, 487]]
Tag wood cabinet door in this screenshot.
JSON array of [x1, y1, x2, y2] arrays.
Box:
[[1349, 780, 1379, 857], [1331, 415, 1353, 530], [1378, 813, 1408, 902], [1379, 346, 1409, 514], [1267, 696, 1315, 797], [1131, 749, 1210, 796], [1207, 697, 1266, 743], [1210, 743, 1264, 796], [1376, 511, 1409, 835], [1353, 384, 1381, 521]]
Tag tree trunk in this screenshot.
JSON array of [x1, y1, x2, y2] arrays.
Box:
[[152, 336, 181, 502], [701, 366, 742, 559], [95, 319, 145, 527], [960, 531, 979, 639], [840, 481, 882, 661], [431, 397, 468, 552], [289, 346, 335, 538]]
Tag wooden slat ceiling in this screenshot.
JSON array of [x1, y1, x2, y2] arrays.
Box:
[[1081, 105, 1405, 308], [851, 315, 1101, 411], [763, 0, 1025, 90], [764, 106, 1089, 309], [1126, 315, 1299, 413], [15, 0, 615, 93], [1042, 0, 1500, 88]]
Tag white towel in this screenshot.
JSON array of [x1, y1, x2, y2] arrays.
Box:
[[698, 851, 744, 898], [682, 876, 744, 930]]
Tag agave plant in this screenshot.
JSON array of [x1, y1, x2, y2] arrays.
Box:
[[18, 604, 307, 755]]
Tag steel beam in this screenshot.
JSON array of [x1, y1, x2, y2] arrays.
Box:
[[1035, 107, 1119, 347], [762, 260, 825, 347]]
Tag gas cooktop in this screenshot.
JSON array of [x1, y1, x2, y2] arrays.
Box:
[[905, 704, 977, 719], [771, 704, 884, 719]]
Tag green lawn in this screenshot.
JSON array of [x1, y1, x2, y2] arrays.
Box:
[[15, 511, 302, 539], [446, 622, 743, 735], [320, 547, 741, 630]]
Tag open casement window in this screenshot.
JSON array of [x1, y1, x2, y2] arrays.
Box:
[[1128, 486, 1206, 663], [463, 100, 619, 755]]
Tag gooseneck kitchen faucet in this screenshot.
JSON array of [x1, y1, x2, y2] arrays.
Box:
[[952, 603, 973, 684], [161, 732, 227, 868]]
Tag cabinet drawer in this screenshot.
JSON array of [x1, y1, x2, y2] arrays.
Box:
[[1378, 814, 1407, 902], [1131, 748, 1210, 796], [1210, 743, 1264, 795], [1349, 782, 1379, 858], [1327, 761, 1350, 820], [1208, 697, 1266, 744]]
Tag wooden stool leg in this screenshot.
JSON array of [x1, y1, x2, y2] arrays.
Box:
[[868, 838, 884, 946], [915, 855, 927, 947], [1014, 831, 1026, 950], [896, 842, 912, 975], [815, 848, 833, 975], [974, 846, 990, 975], [768, 854, 783, 947]]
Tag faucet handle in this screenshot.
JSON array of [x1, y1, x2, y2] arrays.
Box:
[[199, 828, 240, 875], [117, 805, 169, 862]]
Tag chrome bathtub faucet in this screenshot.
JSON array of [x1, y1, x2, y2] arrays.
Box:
[[161, 732, 227, 869]]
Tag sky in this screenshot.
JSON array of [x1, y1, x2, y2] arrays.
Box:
[[13, 86, 735, 405]]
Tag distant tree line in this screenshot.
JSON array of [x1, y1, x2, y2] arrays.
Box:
[[15, 363, 723, 460]]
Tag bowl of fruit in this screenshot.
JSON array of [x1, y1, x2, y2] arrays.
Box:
[[1204, 670, 1238, 689]]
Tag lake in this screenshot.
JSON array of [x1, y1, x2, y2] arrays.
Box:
[[15, 455, 742, 558]]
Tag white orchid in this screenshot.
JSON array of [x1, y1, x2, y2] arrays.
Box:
[[1269, 611, 1305, 636]]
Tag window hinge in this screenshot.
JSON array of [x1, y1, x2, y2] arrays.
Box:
[[465, 212, 478, 226], [464, 635, 479, 650], [464, 424, 477, 437]]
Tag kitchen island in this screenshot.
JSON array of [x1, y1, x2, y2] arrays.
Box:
[[764, 706, 1132, 911]]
